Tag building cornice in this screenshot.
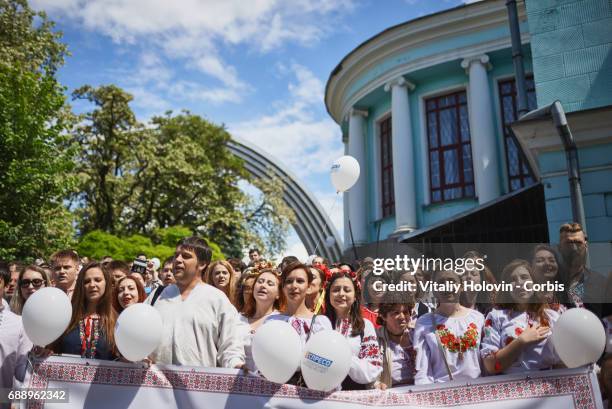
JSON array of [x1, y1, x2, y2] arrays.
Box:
[[325, 0, 529, 125]]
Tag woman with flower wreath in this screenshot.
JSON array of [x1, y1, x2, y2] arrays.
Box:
[[51, 262, 118, 360], [414, 269, 484, 384], [480, 259, 561, 375], [324, 271, 382, 390]]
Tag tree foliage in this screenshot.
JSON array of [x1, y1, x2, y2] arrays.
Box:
[[77, 226, 225, 262], [71, 86, 294, 258], [0, 0, 76, 260]]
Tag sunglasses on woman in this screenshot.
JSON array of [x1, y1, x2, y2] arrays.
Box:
[[20, 279, 45, 288]]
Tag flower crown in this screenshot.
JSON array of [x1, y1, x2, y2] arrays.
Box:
[[251, 260, 281, 276]]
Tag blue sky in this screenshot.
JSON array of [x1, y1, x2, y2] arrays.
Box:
[[32, 0, 470, 260]]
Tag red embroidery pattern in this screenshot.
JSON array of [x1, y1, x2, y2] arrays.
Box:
[[358, 335, 382, 366], [27, 360, 598, 409], [436, 323, 479, 355]]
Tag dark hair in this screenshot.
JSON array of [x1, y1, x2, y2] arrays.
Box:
[[177, 236, 212, 265], [227, 258, 247, 273], [249, 248, 260, 255], [376, 303, 414, 326], [460, 250, 497, 307], [281, 261, 313, 285], [0, 261, 9, 287], [235, 272, 257, 313], [54, 262, 117, 353], [338, 262, 355, 272], [278, 256, 299, 272], [494, 259, 550, 326], [162, 256, 174, 267], [50, 249, 80, 267], [324, 272, 365, 337], [112, 274, 147, 313], [107, 260, 130, 275]]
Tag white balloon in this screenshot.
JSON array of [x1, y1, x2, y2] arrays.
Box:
[[252, 321, 302, 384], [150, 257, 161, 271], [22, 287, 72, 346], [324, 236, 336, 248], [115, 304, 163, 362], [301, 330, 351, 391], [552, 308, 606, 368], [330, 156, 360, 192]]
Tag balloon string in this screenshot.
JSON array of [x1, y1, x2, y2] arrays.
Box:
[[311, 193, 340, 258]]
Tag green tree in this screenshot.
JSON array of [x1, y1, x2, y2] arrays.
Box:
[[0, 0, 76, 260], [77, 226, 224, 261], [71, 85, 295, 258]]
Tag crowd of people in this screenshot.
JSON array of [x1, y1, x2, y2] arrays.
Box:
[[0, 222, 611, 406]]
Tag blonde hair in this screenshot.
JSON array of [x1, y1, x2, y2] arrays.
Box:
[[204, 260, 237, 303]]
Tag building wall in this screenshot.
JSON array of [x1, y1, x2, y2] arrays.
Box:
[[362, 50, 532, 243], [526, 0, 612, 112], [525, 0, 612, 245]]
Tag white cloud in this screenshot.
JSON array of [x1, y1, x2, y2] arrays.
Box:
[[32, 0, 354, 93], [229, 63, 343, 179]]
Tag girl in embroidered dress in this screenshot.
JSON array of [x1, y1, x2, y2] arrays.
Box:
[[265, 261, 332, 385], [52, 262, 117, 360], [414, 269, 484, 384], [375, 303, 417, 389], [324, 272, 382, 390], [481, 259, 561, 375], [239, 267, 283, 374]]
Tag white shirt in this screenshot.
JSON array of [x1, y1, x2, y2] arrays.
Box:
[[480, 308, 560, 373], [238, 312, 279, 374], [0, 305, 33, 390], [264, 314, 332, 347], [335, 318, 382, 385], [151, 283, 245, 368], [414, 309, 484, 384]]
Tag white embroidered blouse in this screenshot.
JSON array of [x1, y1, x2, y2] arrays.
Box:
[[480, 308, 560, 374], [413, 309, 485, 384], [335, 318, 382, 385]]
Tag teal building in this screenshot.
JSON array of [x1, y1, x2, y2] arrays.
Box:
[[324, 0, 611, 257]]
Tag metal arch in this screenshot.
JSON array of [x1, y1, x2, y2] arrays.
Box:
[[227, 137, 343, 262]]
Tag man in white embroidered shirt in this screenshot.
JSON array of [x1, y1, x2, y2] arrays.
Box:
[[151, 236, 245, 369]]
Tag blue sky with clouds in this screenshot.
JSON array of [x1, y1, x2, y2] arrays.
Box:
[[32, 0, 469, 260]]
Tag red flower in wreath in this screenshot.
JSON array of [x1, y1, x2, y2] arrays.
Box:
[[515, 327, 524, 336]]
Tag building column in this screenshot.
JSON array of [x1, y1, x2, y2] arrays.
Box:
[[346, 108, 368, 246], [384, 76, 417, 233], [461, 54, 501, 204]]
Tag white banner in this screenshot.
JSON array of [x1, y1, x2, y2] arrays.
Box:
[[20, 357, 603, 409]]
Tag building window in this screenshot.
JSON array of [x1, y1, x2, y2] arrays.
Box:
[[426, 91, 474, 203], [498, 77, 537, 191], [380, 116, 394, 217]]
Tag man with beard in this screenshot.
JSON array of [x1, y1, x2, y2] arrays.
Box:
[[151, 236, 245, 369], [558, 222, 612, 318]]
